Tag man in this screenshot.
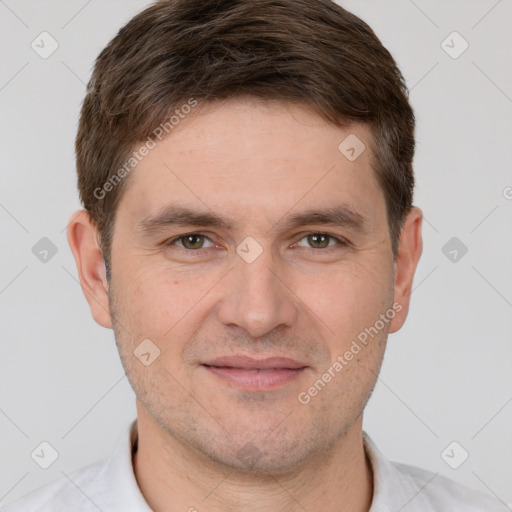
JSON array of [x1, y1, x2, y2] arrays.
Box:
[[3, 0, 504, 510]]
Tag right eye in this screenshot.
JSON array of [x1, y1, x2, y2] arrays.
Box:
[[165, 233, 216, 250]]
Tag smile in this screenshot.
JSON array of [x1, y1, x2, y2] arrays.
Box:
[[201, 356, 308, 391]]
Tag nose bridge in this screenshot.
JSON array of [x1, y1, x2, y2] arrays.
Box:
[[218, 243, 297, 338]]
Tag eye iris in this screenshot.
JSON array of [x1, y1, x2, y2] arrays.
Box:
[[182, 234, 204, 249], [308, 234, 329, 248]]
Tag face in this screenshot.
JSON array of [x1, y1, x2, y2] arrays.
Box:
[[73, 97, 421, 474]]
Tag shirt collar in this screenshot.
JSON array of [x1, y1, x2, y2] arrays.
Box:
[[100, 420, 152, 511]]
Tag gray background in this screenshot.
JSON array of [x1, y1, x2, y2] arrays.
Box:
[[1, 0, 511, 507]]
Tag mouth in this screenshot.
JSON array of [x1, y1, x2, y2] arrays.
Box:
[[201, 356, 308, 391]]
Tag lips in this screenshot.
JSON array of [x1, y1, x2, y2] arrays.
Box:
[[201, 356, 308, 390], [203, 355, 307, 370]]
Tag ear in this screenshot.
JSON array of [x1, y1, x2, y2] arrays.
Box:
[[388, 207, 423, 334], [67, 210, 112, 328]]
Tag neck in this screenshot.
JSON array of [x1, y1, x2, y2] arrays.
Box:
[[133, 406, 373, 512]]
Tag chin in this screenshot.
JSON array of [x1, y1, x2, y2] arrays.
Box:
[[192, 423, 324, 477]]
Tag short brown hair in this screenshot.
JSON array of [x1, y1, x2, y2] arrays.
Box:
[[76, 0, 415, 268]]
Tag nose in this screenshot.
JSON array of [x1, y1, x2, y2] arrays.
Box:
[[217, 248, 298, 339]]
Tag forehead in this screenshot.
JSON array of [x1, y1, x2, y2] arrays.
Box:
[[117, 98, 385, 228]]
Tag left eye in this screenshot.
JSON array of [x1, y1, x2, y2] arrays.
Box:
[[294, 233, 341, 249]]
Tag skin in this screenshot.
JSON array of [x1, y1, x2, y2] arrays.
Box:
[[68, 97, 422, 512]]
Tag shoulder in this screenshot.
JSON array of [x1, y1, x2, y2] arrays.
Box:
[[363, 432, 506, 511], [1, 459, 109, 512], [2, 422, 150, 512], [392, 460, 506, 511]]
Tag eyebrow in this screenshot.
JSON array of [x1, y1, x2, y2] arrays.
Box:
[[136, 203, 368, 237], [137, 205, 233, 236], [275, 207, 368, 234]]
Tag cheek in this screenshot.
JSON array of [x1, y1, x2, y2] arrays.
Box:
[[112, 259, 221, 353], [300, 260, 394, 345], [113, 264, 173, 331]]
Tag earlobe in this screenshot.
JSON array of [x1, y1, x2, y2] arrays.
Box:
[[388, 207, 423, 334], [67, 210, 113, 328]]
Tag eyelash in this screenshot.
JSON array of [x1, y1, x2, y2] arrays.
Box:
[[164, 232, 347, 251]]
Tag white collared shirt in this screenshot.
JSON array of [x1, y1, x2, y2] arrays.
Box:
[[2, 421, 505, 511]]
